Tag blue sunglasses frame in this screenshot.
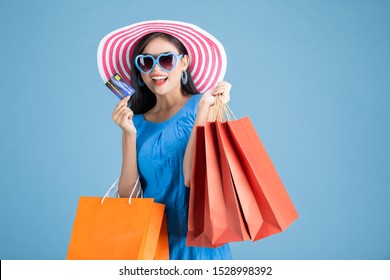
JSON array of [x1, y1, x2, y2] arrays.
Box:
[[134, 52, 184, 74]]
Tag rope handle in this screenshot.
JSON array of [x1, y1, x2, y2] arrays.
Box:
[[212, 94, 237, 122], [101, 176, 142, 205]]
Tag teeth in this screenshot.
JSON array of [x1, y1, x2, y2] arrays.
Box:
[[151, 76, 167, 81]]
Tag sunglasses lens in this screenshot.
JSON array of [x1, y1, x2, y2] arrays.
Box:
[[158, 54, 176, 71], [137, 56, 154, 72]]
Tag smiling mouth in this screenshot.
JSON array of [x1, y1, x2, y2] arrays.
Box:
[[151, 75, 168, 85], [151, 76, 168, 81]]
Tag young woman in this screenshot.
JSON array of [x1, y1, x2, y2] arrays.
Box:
[[98, 20, 232, 260]]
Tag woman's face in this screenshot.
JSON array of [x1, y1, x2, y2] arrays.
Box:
[[140, 37, 188, 96]]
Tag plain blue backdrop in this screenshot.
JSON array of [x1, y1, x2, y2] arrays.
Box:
[[0, 0, 389, 260]]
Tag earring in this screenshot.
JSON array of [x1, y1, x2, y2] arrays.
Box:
[[181, 70, 188, 85], [137, 75, 145, 87]]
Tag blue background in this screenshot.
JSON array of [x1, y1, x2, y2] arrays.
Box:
[[0, 0, 389, 260]]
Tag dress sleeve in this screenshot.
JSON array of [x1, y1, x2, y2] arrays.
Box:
[[191, 93, 202, 117], [173, 94, 202, 154], [132, 114, 143, 130]]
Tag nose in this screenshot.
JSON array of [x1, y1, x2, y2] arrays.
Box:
[[151, 62, 163, 72]]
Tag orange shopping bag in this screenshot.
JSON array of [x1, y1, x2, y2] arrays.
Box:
[[67, 187, 169, 259], [226, 116, 299, 241]]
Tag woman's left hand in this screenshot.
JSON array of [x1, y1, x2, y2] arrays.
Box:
[[200, 81, 231, 107]]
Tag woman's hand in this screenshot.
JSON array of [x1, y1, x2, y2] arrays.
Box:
[[199, 81, 231, 109], [112, 96, 136, 134]]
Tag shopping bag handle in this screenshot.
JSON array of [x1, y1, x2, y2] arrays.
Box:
[[101, 176, 141, 205], [212, 94, 237, 122]]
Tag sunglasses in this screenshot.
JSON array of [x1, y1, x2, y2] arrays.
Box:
[[134, 52, 183, 74]]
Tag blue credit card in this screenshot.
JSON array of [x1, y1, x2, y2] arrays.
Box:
[[105, 73, 135, 100]]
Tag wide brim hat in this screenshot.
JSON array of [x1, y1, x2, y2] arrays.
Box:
[[97, 20, 227, 93]]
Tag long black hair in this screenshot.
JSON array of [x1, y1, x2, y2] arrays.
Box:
[[129, 32, 198, 114]]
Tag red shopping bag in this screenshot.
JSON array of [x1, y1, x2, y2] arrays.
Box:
[[226, 116, 299, 241], [187, 126, 210, 247], [215, 121, 260, 240], [187, 123, 251, 248], [188, 95, 297, 246], [204, 121, 249, 245], [67, 197, 169, 260]]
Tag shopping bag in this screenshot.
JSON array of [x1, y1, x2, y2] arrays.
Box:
[[226, 116, 299, 241], [215, 121, 257, 241], [187, 101, 250, 247], [187, 124, 231, 248], [67, 195, 169, 260], [204, 121, 250, 245], [137, 200, 169, 260], [154, 214, 169, 260], [187, 126, 211, 247]]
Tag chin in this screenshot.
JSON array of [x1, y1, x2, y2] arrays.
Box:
[[148, 84, 174, 96], [151, 87, 169, 96]]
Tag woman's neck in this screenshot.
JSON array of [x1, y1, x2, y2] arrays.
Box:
[[152, 87, 187, 111], [144, 90, 190, 122]]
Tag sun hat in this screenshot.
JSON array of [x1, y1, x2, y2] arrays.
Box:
[[97, 20, 227, 93]]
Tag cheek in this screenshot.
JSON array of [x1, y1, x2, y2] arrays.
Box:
[[170, 68, 183, 81], [141, 74, 153, 86], [168, 73, 182, 87]]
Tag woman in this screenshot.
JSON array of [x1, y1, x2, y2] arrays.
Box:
[[98, 20, 232, 260]]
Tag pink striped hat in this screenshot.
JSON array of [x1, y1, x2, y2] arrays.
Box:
[[97, 20, 227, 93]]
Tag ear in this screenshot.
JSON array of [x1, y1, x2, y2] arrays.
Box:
[[181, 54, 190, 70]]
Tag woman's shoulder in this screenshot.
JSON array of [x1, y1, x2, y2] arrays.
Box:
[[132, 113, 144, 128], [189, 93, 202, 103], [174, 93, 201, 126], [185, 93, 202, 113]]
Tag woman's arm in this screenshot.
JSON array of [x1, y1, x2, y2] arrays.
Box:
[[183, 99, 211, 187], [112, 96, 141, 197], [183, 81, 231, 187], [118, 130, 141, 197]]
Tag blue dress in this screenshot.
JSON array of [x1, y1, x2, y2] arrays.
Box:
[[132, 94, 232, 260]]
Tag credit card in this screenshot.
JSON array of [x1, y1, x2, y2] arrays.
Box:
[[105, 73, 135, 100]]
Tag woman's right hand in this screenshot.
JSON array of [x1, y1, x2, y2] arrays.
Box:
[[112, 96, 136, 134]]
